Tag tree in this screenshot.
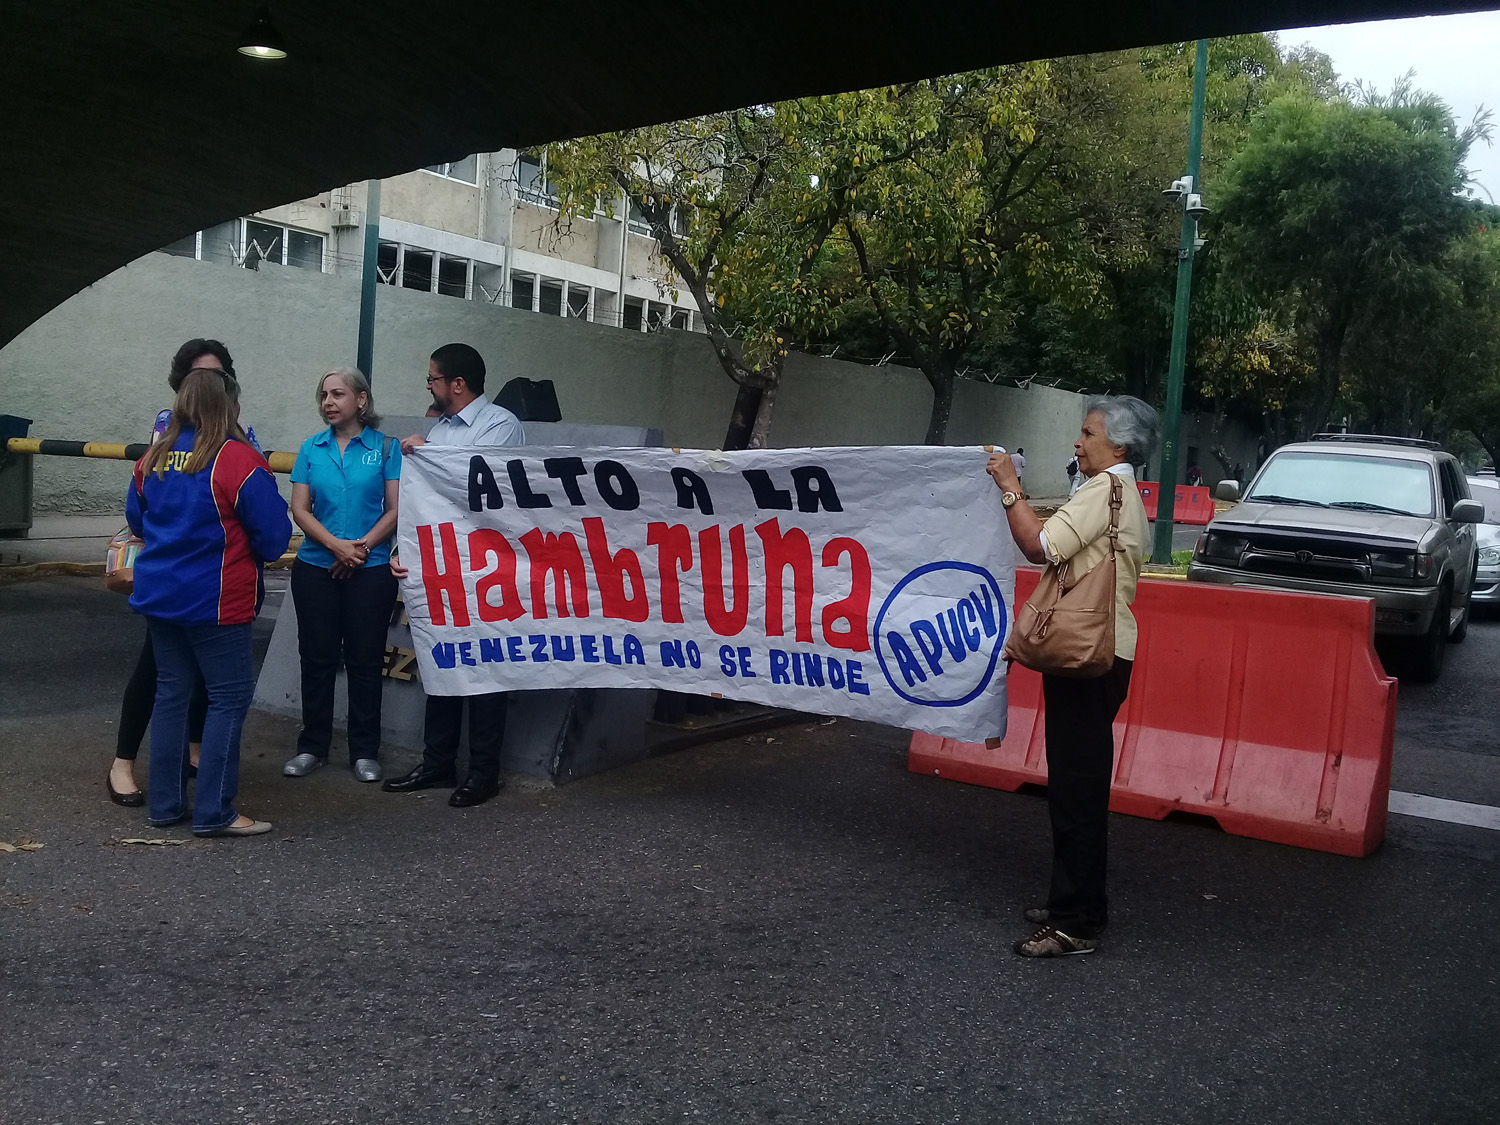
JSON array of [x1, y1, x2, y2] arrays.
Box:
[[1214, 89, 1479, 436], [827, 55, 1175, 443]]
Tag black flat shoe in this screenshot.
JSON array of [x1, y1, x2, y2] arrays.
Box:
[[449, 775, 503, 808], [106, 776, 145, 808], [382, 764, 457, 793]]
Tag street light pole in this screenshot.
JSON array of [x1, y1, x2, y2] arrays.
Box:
[[356, 179, 382, 382], [1151, 37, 1209, 565]]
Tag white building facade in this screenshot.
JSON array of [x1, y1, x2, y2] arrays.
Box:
[[161, 149, 700, 335]]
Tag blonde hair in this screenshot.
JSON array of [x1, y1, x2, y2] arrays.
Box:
[[141, 369, 242, 478], [317, 366, 381, 429]]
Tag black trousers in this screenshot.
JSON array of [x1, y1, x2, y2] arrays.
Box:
[[1041, 658, 1133, 938], [117, 629, 207, 760], [422, 693, 508, 781], [291, 559, 398, 764]]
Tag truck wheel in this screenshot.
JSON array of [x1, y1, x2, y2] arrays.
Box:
[[1411, 587, 1450, 682]]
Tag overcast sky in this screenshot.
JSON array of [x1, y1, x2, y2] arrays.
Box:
[[1279, 10, 1500, 203]]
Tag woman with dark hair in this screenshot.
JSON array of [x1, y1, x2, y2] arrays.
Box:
[[108, 341, 256, 806], [126, 368, 291, 836], [283, 366, 401, 783], [986, 394, 1157, 957]]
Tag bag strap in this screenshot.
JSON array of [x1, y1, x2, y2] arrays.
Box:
[[1107, 473, 1122, 553]]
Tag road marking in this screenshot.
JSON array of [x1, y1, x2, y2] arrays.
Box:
[[1389, 791, 1500, 831]]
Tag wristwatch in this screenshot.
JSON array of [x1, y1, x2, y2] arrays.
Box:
[[1001, 491, 1019, 509]]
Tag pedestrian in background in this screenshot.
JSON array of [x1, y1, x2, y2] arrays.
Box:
[[283, 367, 401, 783], [108, 339, 253, 807], [126, 368, 291, 836], [385, 343, 524, 808], [986, 394, 1156, 957], [1013, 447, 1026, 489]]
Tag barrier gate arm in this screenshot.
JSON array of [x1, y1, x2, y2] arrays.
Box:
[[6, 436, 296, 474]]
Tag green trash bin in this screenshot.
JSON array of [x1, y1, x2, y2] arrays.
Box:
[[0, 414, 34, 538]]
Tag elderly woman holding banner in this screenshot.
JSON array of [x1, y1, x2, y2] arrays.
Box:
[[986, 394, 1156, 957]]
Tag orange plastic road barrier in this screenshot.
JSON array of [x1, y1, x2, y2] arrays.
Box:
[[910, 568, 1397, 856], [1135, 481, 1215, 524]]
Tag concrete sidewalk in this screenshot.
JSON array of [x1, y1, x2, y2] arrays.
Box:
[[0, 512, 126, 568]]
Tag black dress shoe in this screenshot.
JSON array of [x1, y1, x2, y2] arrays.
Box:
[[448, 775, 503, 808], [381, 764, 457, 793], [106, 776, 145, 808]]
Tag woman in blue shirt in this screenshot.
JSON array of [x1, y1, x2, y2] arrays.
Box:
[[284, 367, 402, 783]]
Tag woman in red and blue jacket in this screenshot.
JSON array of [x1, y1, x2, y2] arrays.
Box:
[[126, 368, 292, 837]]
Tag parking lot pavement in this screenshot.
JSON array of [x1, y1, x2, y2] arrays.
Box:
[[2, 577, 1498, 1123]]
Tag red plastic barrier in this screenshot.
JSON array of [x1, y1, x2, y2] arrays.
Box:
[[909, 569, 1396, 856], [1135, 482, 1216, 525]]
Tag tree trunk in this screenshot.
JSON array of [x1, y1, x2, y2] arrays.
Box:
[[1472, 427, 1500, 469], [747, 373, 780, 450], [1306, 319, 1349, 437], [923, 360, 956, 445], [722, 381, 763, 450]]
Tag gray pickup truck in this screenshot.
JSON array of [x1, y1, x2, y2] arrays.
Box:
[[1186, 434, 1483, 681]]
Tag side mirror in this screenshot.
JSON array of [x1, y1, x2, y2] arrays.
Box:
[[1451, 498, 1485, 524], [1215, 480, 1241, 502]]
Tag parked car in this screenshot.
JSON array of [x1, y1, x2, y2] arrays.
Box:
[[1466, 475, 1500, 610], [1187, 435, 1483, 682]]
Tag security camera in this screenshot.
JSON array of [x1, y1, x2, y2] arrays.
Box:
[[1161, 176, 1192, 201], [1185, 193, 1210, 220]]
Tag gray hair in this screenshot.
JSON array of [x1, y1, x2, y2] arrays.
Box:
[[317, 366, 381, 429], [1084, 394, 1159, 468]]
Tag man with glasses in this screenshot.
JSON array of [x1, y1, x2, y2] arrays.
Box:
[[386, 343, 524, 808], [398, 341, 523, 453]]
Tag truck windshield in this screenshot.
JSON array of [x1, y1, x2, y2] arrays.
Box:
[[1246, 453, 1435, 518]]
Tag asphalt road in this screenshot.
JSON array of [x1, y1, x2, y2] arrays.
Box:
[[2, 577, 1498, 1124]]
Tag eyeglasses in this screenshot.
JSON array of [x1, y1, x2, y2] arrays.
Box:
[[425, 374, 456, 385], [192, 367, 230, 379]]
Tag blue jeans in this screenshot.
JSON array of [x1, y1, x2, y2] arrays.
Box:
[[146, 618, 255, 833]]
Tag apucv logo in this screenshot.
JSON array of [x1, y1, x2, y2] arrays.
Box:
[[873, 562, 1007, 707]]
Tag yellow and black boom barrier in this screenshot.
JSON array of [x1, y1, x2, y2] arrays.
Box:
[[5, 437, 296, 474]]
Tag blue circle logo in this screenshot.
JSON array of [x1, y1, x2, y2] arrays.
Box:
[[872, 562, 1008, 707]]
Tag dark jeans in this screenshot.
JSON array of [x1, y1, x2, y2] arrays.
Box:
[[1042, 658, 1134, 939], [146, 619, 255, 833], [291, 559, 398, 764], [422, 693, 508, 781], [116, 630, 207, 760]]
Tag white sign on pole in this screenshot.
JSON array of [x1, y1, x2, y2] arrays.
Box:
[[397, 445, 1018, 742]]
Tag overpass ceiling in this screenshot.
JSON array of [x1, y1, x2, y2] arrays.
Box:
[[3, 1, 1497, 347]]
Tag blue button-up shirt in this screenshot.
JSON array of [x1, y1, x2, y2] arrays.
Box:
[[428, 395, 526, 448], [290, 426, 402, 568]]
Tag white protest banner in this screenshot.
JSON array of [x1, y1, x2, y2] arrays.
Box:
[[397, 446, 1018, 741]]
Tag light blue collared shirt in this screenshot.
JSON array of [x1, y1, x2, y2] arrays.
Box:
[[428, 395, 526, 448], [290, 426, 402, 568]]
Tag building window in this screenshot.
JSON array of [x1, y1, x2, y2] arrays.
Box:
[[401, 250, 434, 292], [623, 298, 644, 331], [516, 150, 561, 208], [539, 281, 563, 317], [243, 219, 324, 271], [670, 308, 689, 331], [511, 274, 535, 311], [377, 242, 399, 284], [671, 206, 691, 238], [437, 257, 470, 298], [627, 199, 654, 237], [423, 154, 478, 184], [567, 287, 590, 320]]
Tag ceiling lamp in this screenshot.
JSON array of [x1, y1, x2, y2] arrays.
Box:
[[237, 8, 288, 59]]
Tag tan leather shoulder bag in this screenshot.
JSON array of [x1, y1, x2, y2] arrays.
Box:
[[1001, 474, 1121, 679]]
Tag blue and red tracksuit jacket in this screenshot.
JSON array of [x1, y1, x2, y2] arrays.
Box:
[[126, 430, 292, 625]]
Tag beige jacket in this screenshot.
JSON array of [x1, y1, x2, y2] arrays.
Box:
[[1039, 464, 1149, 660]]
